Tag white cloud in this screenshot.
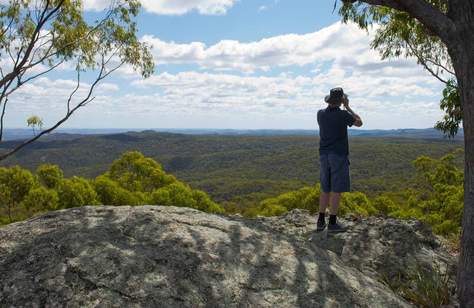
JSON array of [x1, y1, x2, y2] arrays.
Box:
[[6, 69, 443, 129], [83, 0, 238, 15], [97, 82, 120, 92], [3, 21, 446, 129], [102, 69, 442, 129], [142, 0, 237, 15], [8, 77, 119, 112], [82, 0, 109, 10], [131, 68, 439, 112], [0, 0, 238, 15], [142, 22, 418, 73]]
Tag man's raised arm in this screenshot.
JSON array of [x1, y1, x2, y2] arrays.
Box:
[[343, 97, 363, 127]]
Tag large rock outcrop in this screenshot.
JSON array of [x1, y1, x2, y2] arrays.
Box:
[[0, 206, 456, 307]]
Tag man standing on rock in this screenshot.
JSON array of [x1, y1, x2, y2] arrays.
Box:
[[316, 87, 363, 233]]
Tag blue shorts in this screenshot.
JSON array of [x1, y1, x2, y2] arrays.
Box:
[[320, 154, 351, 193]]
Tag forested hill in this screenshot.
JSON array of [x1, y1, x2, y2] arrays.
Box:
[[2, 127, 465, 141], [0, 131, 463, 207]]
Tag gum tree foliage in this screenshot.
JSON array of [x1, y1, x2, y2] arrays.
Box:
[[0, 183, 12, 222], [57, 176, 99, 208], [36, 163, 63, 188], [436, 80, 462, 137], [0, 0, 154, 160], [0, 151, 224, 224], [410, 151, 464, 235], [0, 165, 35, 222], [107, 151, 177, 193], [21, 186, 59, 212], [103, 151, 224, 213], [94, 175, 144, 205], [380, 152, 464, 235]]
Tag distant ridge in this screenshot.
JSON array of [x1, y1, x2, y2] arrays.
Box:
[[2, 127, 465, 141]]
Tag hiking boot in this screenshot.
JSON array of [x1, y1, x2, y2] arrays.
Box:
[[327, 222, 348, 233], [316, 220, 327, 232]]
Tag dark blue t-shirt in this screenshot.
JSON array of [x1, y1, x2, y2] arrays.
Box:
[[317, 106, 355, 155]]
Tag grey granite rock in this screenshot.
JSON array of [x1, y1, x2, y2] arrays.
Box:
[[261, 210, 457, 282], [0, 206, 450, 307]]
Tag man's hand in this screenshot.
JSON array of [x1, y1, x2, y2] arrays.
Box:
[[343, 95, 349, 108]]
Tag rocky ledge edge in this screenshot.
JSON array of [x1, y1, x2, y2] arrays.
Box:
[[0, 206, 457, 307]]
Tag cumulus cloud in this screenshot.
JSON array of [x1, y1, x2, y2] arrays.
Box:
[[4, 21, 445, 129], [101, 69, 442, 129], [131, 68, 439, 112], [141, 22, 423, 74], [6, 68, 443, 129], [83, 0, 237, 15], [8, 77, 119, 113], [0, 0, 238, 15]]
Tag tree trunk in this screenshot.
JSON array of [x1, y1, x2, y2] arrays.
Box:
[[456, 86, 472, 308], [458, 70, 474, 308], [451, 25, 474, 307]]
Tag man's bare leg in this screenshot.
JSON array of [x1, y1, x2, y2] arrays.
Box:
[[329, 192, 341, 215], [319, 191, 330, 213], [317, 192, 330, 231]]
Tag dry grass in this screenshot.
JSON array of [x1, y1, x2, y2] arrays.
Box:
[[382, 263, 455, 308]]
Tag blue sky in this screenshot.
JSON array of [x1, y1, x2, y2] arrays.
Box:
[[7, 0, 445, 130], [135, 1, 340, 43]]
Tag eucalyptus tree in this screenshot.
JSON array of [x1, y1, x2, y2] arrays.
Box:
[[338, 0, 473, 305], [0, 0, 154, 159]]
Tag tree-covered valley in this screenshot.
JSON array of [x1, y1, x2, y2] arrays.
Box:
[[0, 131, 464, 237]]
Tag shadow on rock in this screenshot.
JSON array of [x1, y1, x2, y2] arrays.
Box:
[[0, 206, 416, 307]]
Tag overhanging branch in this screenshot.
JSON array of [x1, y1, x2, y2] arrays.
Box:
[[344, 0, 457, 44], [406, 41, 454, 85], [0, 56, 125, 161]]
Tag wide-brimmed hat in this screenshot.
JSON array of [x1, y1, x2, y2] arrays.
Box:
[[325, 87, 345, 104]]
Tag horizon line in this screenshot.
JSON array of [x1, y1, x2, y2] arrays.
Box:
[[4, 127, 448, 131]]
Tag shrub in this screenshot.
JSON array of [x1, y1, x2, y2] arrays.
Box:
[[58, 177, 99, 208], [37, 164, 64, 189], [259, 203, 288, 217], [150, 183, 224, 214], [256, 185, 320, 215], [108, 151, 176, 192], [94, 176, 143, 206], [372, 195, 398, 215], [0, 166, 35, 222], [0, 184, 13, 223], [249, 185, 378, 218], [151, 183, 196, 208], [340, 192, 378, 216], [21, 187, 59, 212], [192, 190, 224, 214], [0, 166, 35, 204]]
